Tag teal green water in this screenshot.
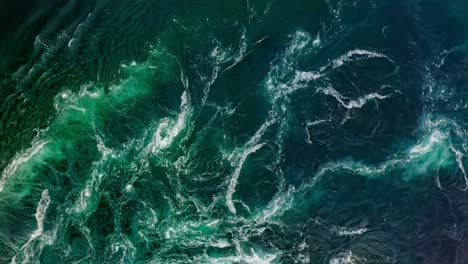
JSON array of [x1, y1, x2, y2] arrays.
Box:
[[1, 0, 468, 263]]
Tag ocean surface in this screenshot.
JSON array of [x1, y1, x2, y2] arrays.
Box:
[[0, 0, 467, 263]]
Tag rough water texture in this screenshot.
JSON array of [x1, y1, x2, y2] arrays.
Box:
[[0, 0, 468, 263]]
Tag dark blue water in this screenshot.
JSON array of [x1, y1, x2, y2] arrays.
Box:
[[0, 0, 468, 263]]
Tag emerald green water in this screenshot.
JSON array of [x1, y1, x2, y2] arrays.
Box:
[[1, 0, 468, 263]]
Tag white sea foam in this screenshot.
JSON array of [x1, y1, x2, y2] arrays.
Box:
[[409, 129, 445, 156], [321, 49, 393, 72], [210, 240, 231, 248], [226, 143, 265, 214], [306, 119, 330, 127], [226, 117, 275, 213], [150, 91, 190, 153], [305, 119, 330, 144], [289, 31, 311, 53], [109, 235, 137, 263], [321, 87, 391, 109], [312, 33, 321, 47], [265, 30, 313, 99], [11, 189, 51, 264], [334, 226, 367, 236], [30, 189, 51, 241], [210, 243, 278, 264], [450, 146, 468, 190], [257, 185, 296, 221], [294, 70, 324, 83], [329, 251, 354, 264], [0, 140, 49, 193], [225, 28, 249, 70]]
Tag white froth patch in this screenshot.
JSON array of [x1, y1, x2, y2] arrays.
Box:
[[31, 189, 51, 241], [151, 91, 190, 153], [293, 70, 324, 83], [329, 251, 354, 264], [54, 84, 103, 112], [210, 240, 231, 249], [60, 90, 71, 99], [96, 134, 115, 159], [409, 129, 445, 156], [165, 227, 176, 239], [289, 30, 311, 52], [210, 245, 278, 264], [109, 235, 137, 262], [210, 46, 229, 61], [312, 33, 321, 47], [73, 135, 115, 214]]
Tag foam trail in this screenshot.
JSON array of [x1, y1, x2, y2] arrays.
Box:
[[210, 242, 278, 264], [265, 30, 312, 99], [150, 91, 190, 153], [226, 116, 275, 213], [226, 143, 265, 214], [305, 119, 330, 144], [321, 49, 394, 72], [257, 185, 296, 221], [329, 251, 354, 264], [335, 124, 453, 180], [73, 137, 114, 215], [321, 87, 391, 109], [450, 146, 468, 190], [30, 189, 51, 241], [12, 189, 51, 264], [293, 70, 324, 83], [334, 226, 367, 236]]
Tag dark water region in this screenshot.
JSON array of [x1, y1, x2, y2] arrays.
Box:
[[1, 0, 468, 263]]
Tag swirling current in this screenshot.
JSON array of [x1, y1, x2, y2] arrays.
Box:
[[1, 0, 468, 263]]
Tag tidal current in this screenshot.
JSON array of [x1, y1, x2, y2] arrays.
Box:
[[0, 0, 468, 263]]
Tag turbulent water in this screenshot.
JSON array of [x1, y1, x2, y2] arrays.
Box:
[[0, 0, 468, 263]]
